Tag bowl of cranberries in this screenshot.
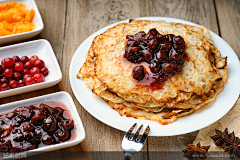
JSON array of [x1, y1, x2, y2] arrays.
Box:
[[0, 92, 85, 156], [0, 40, 62, 98]]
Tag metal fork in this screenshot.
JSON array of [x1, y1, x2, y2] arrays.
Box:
[[122, 123, 150, 160]]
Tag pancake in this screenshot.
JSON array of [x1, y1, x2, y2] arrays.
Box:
[[77, 19, 227, 125]]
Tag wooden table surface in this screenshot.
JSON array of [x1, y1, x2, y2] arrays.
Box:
[[31, 0, 240, 159]]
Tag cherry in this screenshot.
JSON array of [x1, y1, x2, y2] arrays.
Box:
[[55, 130, 69, 142], [18, 80, 25, 87], [13, 72, 22, 81], [22, 122, 34, 132], [162, 62, 180, 74], [12, 56, 21, 62], [156, 50, 169, 62], [33, 73, 45, 83], [52, 107, 65, 117], [22, 68, 30, 75], [148, 39, 159, 50], [59, 120, 74, 130], [1, 77, 8, 84], [133, 65, 145, 80], [169, 48, 183, 61], [34, 59, 45, 69], [42, 134, 55, 145], [9, 80, 17, 88], [1, 58, 15, 69], [31, 113, 45, 126], [147, 28, 159, 39], [13, 133, 24, 142], [24, 132, 35, 143], [29, 55, 39, 64], [5, 124, 13, 131], [156, 34, 165, 42], [173, 35, 185, 46], [0, 65, 3, 74], [1, 83, 10, 91], [18, 108, 34, 121], [24, 61, 34, 69], [20, 56, 29, 64], [1, 131, 10, 138], [25, 77, 36, 86], [14, 62, 24, 72], [40, 67, 49, 76], [165, 34, 175, 43], [160, 42, 172, 52], [6, 112, 17, 119], [4, 69, 13, 78], [150, 61, 161, 73], [43, 115, 57, 132], [30, 67, 40, 76], [141, 49, 153, 63], [173, 44, 185, 53], [23, 74, 31, 80]]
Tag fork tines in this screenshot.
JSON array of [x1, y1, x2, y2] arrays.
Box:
[[125, 123, 150, 142]]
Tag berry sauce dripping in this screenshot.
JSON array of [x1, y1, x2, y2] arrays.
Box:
[[0, 102, 75, 153], [123, 28, 186, 90]]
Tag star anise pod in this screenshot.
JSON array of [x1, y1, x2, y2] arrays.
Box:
[[223, 132, 240, 160], [182, 142, 210, 160], [210, 128, 233, 147]]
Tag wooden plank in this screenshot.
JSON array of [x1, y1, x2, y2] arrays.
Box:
[[62, 0, 149, 157], [215, 0, 240, 58], [139, 0, 220, 157]]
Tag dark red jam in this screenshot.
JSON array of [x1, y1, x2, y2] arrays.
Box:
[[0, 102, 75, 152], [124, 28, 185, 89]]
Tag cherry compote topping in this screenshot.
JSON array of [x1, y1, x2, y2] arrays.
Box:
[[0, 102, 75, 152], [124, 28, 186, 89]]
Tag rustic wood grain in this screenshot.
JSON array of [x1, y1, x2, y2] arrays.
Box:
[[215, 0, 240, 58], [3, 0, 239, 159], [62, 0, 148, 157]]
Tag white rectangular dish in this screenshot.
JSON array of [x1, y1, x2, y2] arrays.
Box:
[[0, 91, 85, 158], [0, 0, 44, 44], [0, 39, 62, 98]]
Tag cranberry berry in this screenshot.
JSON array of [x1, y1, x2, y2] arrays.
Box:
[[20, 56, 29, 64], [24, 61, 34, 69], [1, 58, 15, 69], [12, 56, 21, 62], [33, 73, 45, 83], [9, 80, 18, 88], [34, 59, 45, 69], [40, 67, 49, 76], [30, 67, 40, 76], [14, 62, 24, 72], [30, 55, 39, 64], [4, 69, 13, 78]]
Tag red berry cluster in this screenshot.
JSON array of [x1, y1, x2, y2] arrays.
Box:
[[124, 28, 185, 84], [0, 55, 49, 91]]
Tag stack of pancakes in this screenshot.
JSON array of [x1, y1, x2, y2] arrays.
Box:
[[77, 19, 227, 125]]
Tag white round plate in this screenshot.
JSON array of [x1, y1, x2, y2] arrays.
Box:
[[69, 17, 240, 136]]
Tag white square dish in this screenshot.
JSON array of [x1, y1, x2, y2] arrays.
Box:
[[0, 0, 44, 44], [0, 91, 85, 157], [0, 39, 62, 98]]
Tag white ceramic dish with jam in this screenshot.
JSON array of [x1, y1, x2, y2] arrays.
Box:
[[0, 0, 44, 44], [0, 39, 62, 98], [0, 91, 85, 157]]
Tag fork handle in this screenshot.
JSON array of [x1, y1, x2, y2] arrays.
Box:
[[124, 153, 132, 160]]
